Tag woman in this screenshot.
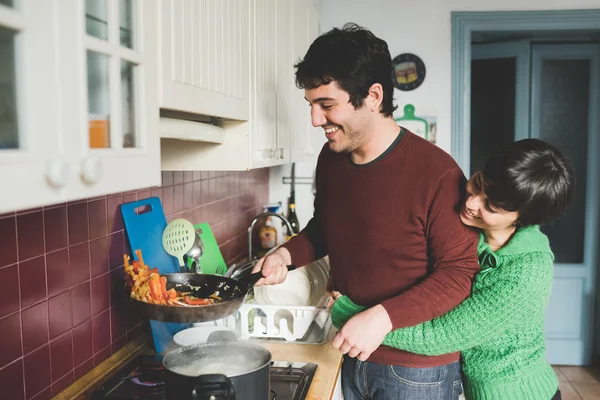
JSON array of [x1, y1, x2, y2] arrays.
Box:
[[329, 139, 574, 400]]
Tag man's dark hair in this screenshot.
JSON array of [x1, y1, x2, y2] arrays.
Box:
[[295, 23, 397, 117], [482, 139, 575, 227]]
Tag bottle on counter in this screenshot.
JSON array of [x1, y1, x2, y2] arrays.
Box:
[[287, 194, 300, 235]]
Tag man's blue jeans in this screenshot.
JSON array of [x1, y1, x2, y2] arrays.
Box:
[[341, 356, 462, 400]]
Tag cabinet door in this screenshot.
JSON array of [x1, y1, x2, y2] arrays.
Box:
[[290, 0, 323, 163], [249, 0, 279, 168], [59, 0, 161, 200], [275, 0, 293, 164], [159, 0, 250, 121], [0, 1, 66, 213]]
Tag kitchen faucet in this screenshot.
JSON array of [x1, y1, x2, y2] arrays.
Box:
[[248, 212, 294, 260]]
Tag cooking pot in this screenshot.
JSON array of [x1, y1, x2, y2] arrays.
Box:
[[162, 341, 271, 400]]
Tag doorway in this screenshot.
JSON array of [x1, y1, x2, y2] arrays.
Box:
[[452, 10, 600, 366]]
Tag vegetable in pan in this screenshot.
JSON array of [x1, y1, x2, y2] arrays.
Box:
[[124, 250, 220, 306]]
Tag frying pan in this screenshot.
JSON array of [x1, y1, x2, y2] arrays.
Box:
[[128, 265, 296, 323]]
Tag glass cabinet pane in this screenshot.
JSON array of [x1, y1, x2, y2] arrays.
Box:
[[86, 0, 108, 40], [0, 27, 19, 149], [87, 51, 111, 149], [121, 60, 137, 148], [120, 0, 135, 49], [538, 59, 589, 264]]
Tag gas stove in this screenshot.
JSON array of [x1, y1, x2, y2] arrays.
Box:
[[89, 354, 318, 400]]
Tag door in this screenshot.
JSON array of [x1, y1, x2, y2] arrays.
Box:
[[60, 0, 161, 200], [470, 42, 600, 365], [530, 44, 599, 366], [470, 41, 530, 176], [0, 1, 68, 212]]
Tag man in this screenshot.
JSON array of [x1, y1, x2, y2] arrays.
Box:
[[253, 23, 479, 399]]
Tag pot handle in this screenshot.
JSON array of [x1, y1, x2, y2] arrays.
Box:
[[192, 374, 235, 400], [239, 265, 296, 288]]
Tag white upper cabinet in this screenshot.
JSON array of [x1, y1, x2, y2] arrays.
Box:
[[160, 0, 321, 171], [159, 0, 250, 121], [0, 0, 160, 213]]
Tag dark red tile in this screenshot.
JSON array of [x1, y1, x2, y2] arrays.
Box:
[[173, 171, 184, 185], [193, 171, 202, 181], [21, 301, 48, 354], [173, 185, 184, 213], [184, 183, 193, 210], [106, 195, 123, 233], [110, 305, 126, 341], [67, 202, 88, 246], [19, 256, 46, 308], [49, 332, 73, 381], [0, 265, 20, 319], [48, 291, 71, 339], [193, 181, 202, 207], [123, 192, 137, 204], [91, 274, 109, 316], [43, 206, 67, 253], [0, 217, 17, 268], [201, 179, 210, 203], [17, 211, 44, 261], [126, 304, 142, 331], [51, 371, 73, 397], [73, 358, 93, 380], [92, 310, 110, 353], [162, 187, 174, 215], [183, 171, 194, 183], [69, 243, 90, 287], [161, 171, 174, 187], [109, 269, 125, 306], [46, 249, 69, 297], [23, 344, 50, 399], [88, 199, 107, 240], [90, 237, 108, 278], [0, 359, 25, 400], [138, 190, 151, 200], [108, 231, 124, 271], [72, 320, 92, 367], [30, 387, 51, 400], [126, 323, 143, 341], [93, 345, 111, 367], [71, 281, 91, 327], [193, 207, 203, 223], [111, 335, 127, 355], [0, 313, 22, 369]]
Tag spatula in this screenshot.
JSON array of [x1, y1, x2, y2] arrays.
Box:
[[162, 218, 196, 268]]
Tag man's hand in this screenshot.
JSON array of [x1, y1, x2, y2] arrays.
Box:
[[332, 304, 393, 361], [251, 247, 292, 286]]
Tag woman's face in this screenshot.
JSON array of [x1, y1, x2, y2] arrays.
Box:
[[459, 171, 520, 231]]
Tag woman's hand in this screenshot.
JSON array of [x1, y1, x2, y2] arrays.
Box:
[[327, 291, 343, 311]]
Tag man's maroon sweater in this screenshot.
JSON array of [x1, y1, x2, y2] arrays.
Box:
[[282, 129, 480, 367]]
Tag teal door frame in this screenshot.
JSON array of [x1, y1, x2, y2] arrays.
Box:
[[451, 9, 600, 173]]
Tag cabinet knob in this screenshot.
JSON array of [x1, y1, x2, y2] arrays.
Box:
[[81, 156, 102, 184], [46, 159, 70, 188]]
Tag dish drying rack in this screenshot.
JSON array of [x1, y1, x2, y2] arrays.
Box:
[[204, 295, 332, 343]]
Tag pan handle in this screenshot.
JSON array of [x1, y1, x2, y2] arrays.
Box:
[[239, 265, 296, 288], [192, 374, 235, 400]]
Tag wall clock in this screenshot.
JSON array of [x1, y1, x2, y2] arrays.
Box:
[[392, 53, 426, 91]]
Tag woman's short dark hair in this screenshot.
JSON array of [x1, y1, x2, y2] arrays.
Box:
[[294, 23, 397, 117], [481, 139, 575, 227]]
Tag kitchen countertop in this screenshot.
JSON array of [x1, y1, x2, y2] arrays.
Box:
[[55, 328, 343, 400]]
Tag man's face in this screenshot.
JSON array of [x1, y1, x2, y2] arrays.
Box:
[[305, 82, 371, 153]]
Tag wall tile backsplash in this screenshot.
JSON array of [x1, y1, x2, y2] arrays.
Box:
[[0, 169, 269, 400]]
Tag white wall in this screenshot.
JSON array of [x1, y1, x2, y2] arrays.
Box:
[[269, 0, 600, 227]]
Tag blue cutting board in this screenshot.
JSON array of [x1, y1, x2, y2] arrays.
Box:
[[121, 197, 189, 353]]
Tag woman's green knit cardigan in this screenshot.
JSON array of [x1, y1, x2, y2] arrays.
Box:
[[331, 225, 559, 400]]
